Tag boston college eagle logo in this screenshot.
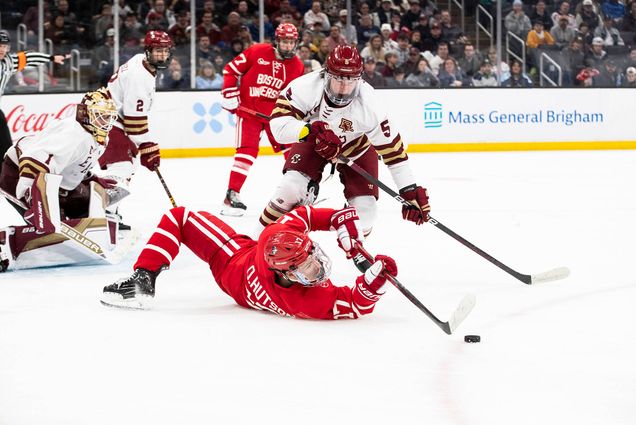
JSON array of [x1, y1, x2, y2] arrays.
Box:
[[338, 118, 354, 132]]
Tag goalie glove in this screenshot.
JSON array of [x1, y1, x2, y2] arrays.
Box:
[[355, 255, 398, 300], [84, 173, 117, 189], [221, 87, 240, 113], [330, 207, 363, 258]]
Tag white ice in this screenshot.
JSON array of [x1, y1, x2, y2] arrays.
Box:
[[1, 150, 634, 425]]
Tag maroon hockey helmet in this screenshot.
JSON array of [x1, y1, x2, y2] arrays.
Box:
[[324, 45, 363, 107], [274, 23, 299, 59], [144, 31, 173, 69], [325, 45, 363, 79]]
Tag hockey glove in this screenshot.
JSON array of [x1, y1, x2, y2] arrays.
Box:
[[139, 142, 161, 171], [330, 207, 364, 257], [309, 121, 342, 161], [400, 184, 430, 225], [221, 87, 240, 113], [356, 255, 398, 299], [84, 173, 117, 189]]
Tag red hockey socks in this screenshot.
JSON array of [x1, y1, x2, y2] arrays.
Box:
[[134, 207, 187, 272], [227, 147, 258, 193]]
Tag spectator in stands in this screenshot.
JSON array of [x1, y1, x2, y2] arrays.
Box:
[[238, 25, 255, 49], [438, 57, 471, 87], [626, 48, 636, 69], [196, 35, 215, 65], [472, 58, 499, 86], [272, 0, 303, 27], [425, 41, 451, 75], [405, 57, 439, 87], [146, 0, 175, 30], [147, 12, 166, 31], [487, 47, 511, 81], [236, 1, 253, 25], [93, 28, 115, 86], [158, 56, 189, 90], [576, 22, 595, 46], [552, 14, 576, 48], [297, 43, 321, 70], [585, 36, 608, 67], [361, 56, 387, 87], [622, 66, 636, 87], [501, 59, 533, 87], [325, 25, 348, 52], [594, 15, 625, 46], [561, 36, 586, 86], [197, 11, 222, 46], [304, 1, 330, 32], [623, 2, 636, 31], [381, 51, 400, 78], [222, 12, 243, 44], [196, 60, 223, 89], [394, 33, 411, 66], [601, 0, 626, 25], [315, 39, 331, 64], [457, 42, 482, 77], [169, 10, 190, 46], [530, 1, 554, 29], [420, 21, 444, 53], [46, 13, 80, 52], [576, 65, 600, 86], [201, 0, 225, 27], [381, 24, 399, 51], [357, 13, 381, 46], [22, 1, 52, 39], [115, 0, 135, 21], [375, 0, 400, 26], [137, 0, 154, 23], [213, 54, 226, 74], [387, 66, 409, 87], [576, 0, 603, 33], [440, 9, 467, 51], [402, 0, 423, 30], [505, 0, 532, 37], [93, 3, 113, 44], [300, 30, 319, 54], [361, 34, 388, 65], [551, 1, 576, 29], [594, 59, 623, 86], [526, 20, 555, 49], [57, 0, 80, 29], [334, 9, 358, 46], [121, 12, 145, 47]]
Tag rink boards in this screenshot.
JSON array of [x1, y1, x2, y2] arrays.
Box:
[[2, 88, 635, 157]]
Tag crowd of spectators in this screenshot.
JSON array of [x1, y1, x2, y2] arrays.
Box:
[[1, 0, 635, 90]]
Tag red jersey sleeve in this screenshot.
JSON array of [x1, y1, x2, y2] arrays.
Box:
[[273, 205, 336, 233], [222, 46, 253, 88]]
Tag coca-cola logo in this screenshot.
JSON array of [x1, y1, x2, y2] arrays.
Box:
[[5, 103, 76, 135]]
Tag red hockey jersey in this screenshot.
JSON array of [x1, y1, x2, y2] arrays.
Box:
[[222, 43, 304, 121], [215, 206, 381, 319]]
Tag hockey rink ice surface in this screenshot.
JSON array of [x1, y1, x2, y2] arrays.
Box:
[[1, 150, 634, 425]]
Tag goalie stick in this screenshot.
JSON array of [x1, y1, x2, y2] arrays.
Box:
[[338, 155, 570, 285], [355, 242, 475, 335]]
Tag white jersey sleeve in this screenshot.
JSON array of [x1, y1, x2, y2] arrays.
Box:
[[107, 54, 156, 146], [269, 70, 324, 144], [15, 114, 105, 200]]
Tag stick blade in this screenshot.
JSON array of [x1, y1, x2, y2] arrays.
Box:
[[530, 266, 570, 284], [447, 294, 477, 334]]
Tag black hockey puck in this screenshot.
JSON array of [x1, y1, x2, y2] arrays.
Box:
[[464, 335, 481, 343]]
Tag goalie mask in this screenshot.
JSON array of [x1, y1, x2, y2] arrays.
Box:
[[324, 45, 363, 107], [274, 23, 299, 60], [76, 88, 117, 145], [264, 229, 332, 287], [144, 30, 173, 69]]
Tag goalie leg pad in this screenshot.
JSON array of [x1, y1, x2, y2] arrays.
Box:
[[24, 173, 62, 234]]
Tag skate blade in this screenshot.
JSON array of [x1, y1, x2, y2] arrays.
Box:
[[220, 205, 246, 217], [100, 293, 153, 310]]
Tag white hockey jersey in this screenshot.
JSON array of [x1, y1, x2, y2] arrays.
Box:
[[270, 70, 416, 189], [7, 110, 105, 200], [107, 53, 156, 146]]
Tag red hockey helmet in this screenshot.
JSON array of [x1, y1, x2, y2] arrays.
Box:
[[324, 45, 363, 107], [274, 23, 299, 60], [144, 31, 173, 69], [264, 229, 331, 286]]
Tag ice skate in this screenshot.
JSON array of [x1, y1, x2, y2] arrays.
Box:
[[101, 268, 159, 309], [0, 228, 14, 273], [220, 189, 247, 217]]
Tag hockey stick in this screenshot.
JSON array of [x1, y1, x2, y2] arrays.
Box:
[[238, 106, 270, 120], [338, 155, 570, 285], [355, 242, 475, 335], [155, 168, 177, 208]]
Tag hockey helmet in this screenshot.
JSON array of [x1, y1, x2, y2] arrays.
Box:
[[0, 30, 10, 45], [76, 88, 118, 145], [274, 23, 299, 60], [324, 45, 363, 107], [144, 31, 173, 69], [264, 229, 331, 286]]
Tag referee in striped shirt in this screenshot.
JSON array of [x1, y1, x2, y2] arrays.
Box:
[[0, 30, 67, 174]]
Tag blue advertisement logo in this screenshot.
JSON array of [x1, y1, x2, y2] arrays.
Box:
[[424, 102, 443, 129], [192, 102, 236, 134]]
